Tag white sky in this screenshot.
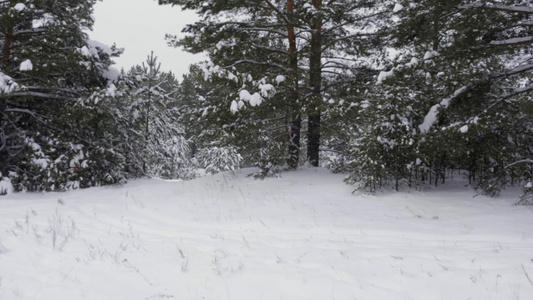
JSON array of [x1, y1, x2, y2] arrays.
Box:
[[89, 0, 205, 78]]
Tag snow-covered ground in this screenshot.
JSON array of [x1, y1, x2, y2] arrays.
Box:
[[1, 168, 533, 300]]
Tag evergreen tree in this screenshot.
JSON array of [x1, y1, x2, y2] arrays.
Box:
[[160, 0, 389, 170], [350, 1, 533, 195], [0, 0, 122, 191], [161, 0, 304, 171], [178, 65, 247, 174], [85, 53, 194, 180]]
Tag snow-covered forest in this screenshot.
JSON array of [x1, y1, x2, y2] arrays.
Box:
[[1, 0, 532, 200], [0, 0, 531, 199], [1, 0, 533, 299]]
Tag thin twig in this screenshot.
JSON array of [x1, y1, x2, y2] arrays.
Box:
[[522, 264, 533, 287]]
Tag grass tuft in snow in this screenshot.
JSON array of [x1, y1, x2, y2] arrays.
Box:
[[47, 209, 79, 251]]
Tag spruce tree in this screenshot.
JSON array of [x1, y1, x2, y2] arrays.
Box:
[[350, 1, 532, 194], [85, 53, 194, 180], [0, 0, 121, 191]]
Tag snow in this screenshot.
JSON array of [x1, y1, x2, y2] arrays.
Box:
[[0, 177, 14, 195], [377, 69, 394, 84], [249, 92, 262, 106], [239, 89, 251, 101], [79, 46, 92, 57], [1, 168, 533, 299], [423, 50, 439, 60], [13, 3, 26, 11], [419, 86, 468, 133], [230, 100, 239, 113], [32, 13, 54, 28], [0, 72, 18, 94], [86, 40, 115, 56], [275, 75, 286, 84], [408, 57, 419, 66], [258, 83, 274, 97], [459, 125, 469, 133], [491, 36, 533, 46], [19, 59, 33, 71], [393, 3, 404, 13], [104, 84, 118, 97]]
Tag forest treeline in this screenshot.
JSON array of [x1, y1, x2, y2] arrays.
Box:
[[1, 0, 532, 203]]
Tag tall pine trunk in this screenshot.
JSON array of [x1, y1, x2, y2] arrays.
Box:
[[1, 1, 15, 66], [307, 0, 322, 167]]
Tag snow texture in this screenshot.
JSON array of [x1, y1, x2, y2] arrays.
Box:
[[0, 72, 18, 94], [1, 168, 533, 300], [13, 3, 26, 11], [249, 92, 262, 107], [259, 83, 274, 97], [86, 40, 115, 56], [393, 3, 404, 13], [423, 50, 439, 60], [19, 59, 33, 71], [0, 177, 14, 195], [230, 100, 239, 113], [239, 89, 251, 102], [32, 13, 54, 28], [377, 69, 394, 84], [275, 75, 286, 84]]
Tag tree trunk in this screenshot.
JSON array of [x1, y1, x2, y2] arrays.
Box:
[[307, 0, 322, 167], [287, 0, 301, 169], [1, 1, 16, 66]]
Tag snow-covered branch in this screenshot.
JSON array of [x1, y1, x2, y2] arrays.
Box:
[[490, 36, 533, 46], [458, 3, 533, 15], [501, 84, 533, 100], [507, 159, 533, 168], [224, 60, 290, 72], [2, 91, 74, 100], [492, 63, 533, 79], [419, 86, 469, 133], [13, 28, 47, 36]]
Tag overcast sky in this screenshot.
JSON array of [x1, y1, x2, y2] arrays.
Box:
[[90, 0, 205, 78]]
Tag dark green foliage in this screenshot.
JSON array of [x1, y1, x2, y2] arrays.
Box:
[[349, 0, 533, 197], [161, 0, 390, 170], [0, 0, 123, 191]]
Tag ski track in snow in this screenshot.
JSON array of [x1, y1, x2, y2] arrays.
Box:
[[1, 168, 533, 299]]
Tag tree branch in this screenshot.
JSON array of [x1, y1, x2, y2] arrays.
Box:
[[490, 36, 533, 46], [458, 3, 533, 14]]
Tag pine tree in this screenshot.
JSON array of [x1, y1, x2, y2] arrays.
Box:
[[350, 1, 532, 194], [174, 64, 246, 174], [160, 0, 389, 170], [0, 0, 122, 191], [161, 0, 305, 171], [85, 53, 194, 181]]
